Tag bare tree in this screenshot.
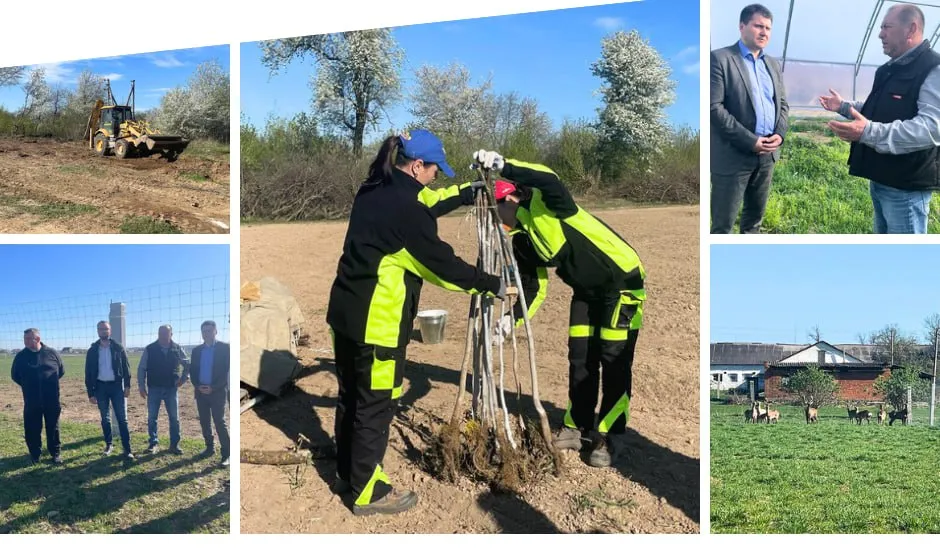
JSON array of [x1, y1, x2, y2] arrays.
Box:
[[20, 68, 49, 118], [807, 325, 822, 343], [260, 30, 404, 156]]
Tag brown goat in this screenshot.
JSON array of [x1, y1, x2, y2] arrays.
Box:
[[878, 406, 887, 425], [756, 403, 769, 423], [765, 404, 780, 424], [855, 409, 871, 425], [805, 405, 818, 424]]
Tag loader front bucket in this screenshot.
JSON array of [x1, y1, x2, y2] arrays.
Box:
[[141, 135, 190, 160]]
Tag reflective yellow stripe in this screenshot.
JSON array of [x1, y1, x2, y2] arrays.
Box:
[[600, 328, 629, 342], [355, 464, 391, 506], [371, 353, 396, 391], [569, 325, 593, 338], [364, 254, 407, 347], [564, 208, 645, 278], [417, 182, 466, 208], [507, 159, 558, 177], [630, 303, 644, 330], [598, 394, 630, 434], [399, 249, 482, 295], [391, 385, 403, 400], [516, 189, 566, 261], [515, 267, 549, 328], [563, 402, 577, 428]]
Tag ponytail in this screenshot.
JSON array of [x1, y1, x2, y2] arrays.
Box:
[[363, 134, 415, 186]]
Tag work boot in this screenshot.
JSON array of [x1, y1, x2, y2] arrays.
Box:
[[331, 475, 352, 495], [199, 447, 215, 459], [588, 433, 627, 468], [352, 488, 418, 516], [169, 445, 184, 456], [52, 454, 63, 466], [104, 444, 113, 456], [145, 444, 158, 454], [553, 427, 585, 451]]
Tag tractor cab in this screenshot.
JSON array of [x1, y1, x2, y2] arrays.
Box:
[[99, 105, 133, 138]]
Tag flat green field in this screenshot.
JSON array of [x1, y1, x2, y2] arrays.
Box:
[[710, 402, 940, 533]]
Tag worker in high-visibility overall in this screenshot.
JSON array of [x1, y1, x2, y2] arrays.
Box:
[[326, 129, 506, 516], [474, 149, 646, 468]]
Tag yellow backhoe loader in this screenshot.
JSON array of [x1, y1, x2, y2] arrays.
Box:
[[83, 79, 189, 161]]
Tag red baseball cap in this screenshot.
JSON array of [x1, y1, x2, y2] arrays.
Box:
[[494, 180, 517, 201]]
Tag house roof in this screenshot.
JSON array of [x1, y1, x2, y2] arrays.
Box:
[[779, 341, 863, 364], [710, 342, 881, 365]]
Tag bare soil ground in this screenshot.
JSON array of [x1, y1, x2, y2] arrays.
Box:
[[0, 137, 229, 234], [239, 205, 700, 534]]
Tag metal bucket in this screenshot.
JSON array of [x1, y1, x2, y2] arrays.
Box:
[[416, 309, 447, 344]]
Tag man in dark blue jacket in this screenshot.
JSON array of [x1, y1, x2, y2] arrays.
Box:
[[11, 328, 64, 465], [189, 320, 230, 466], [85, 321, 135, 460]]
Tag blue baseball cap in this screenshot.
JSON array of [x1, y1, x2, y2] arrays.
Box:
[[399, 129, 455, 178]]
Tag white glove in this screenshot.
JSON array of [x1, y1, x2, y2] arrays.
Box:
[[496, 314, 513, 340], [473, 149, 505, 172]]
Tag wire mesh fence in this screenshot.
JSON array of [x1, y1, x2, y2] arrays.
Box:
[[0, 275, 230, 355]]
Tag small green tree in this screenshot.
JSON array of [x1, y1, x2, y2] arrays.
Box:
[[873, 367, 930, 410], [784, 364, 840, 408]]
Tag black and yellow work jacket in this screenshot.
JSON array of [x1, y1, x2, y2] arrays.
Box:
[[327, 168, 500, 348], [502, 159, 646, 326]]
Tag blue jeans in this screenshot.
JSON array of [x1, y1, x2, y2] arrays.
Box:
[[869, 181, 932, 234], [96, 380, 131, 453], [147, 386, 180, 448]]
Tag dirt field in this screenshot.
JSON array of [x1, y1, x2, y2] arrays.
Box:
[[240, 205, 700, 534], [0, 137, 229, 234]]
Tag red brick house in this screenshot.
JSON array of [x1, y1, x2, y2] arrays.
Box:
[[764, 362, 896, 402]]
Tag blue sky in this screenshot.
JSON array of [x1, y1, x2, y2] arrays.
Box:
[[0, 245, 230, 350], [711, 245, 940, 345], [0, 45, 230, 112], [241, 0, 700, 136]]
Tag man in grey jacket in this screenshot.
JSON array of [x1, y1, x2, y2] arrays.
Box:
[[710, 3, 789, 234], [823, 3, 940, 234]]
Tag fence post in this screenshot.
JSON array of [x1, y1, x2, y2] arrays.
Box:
[[109, 302, 127, 426], [907, 386, 913, 426]]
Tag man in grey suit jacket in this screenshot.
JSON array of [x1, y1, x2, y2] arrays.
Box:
[[710, 3, 789, 234]]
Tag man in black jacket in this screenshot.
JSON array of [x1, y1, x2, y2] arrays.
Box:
[[11, 328, 64, 465], [85, 321, 135, 460], [189, 320, 229, 466]]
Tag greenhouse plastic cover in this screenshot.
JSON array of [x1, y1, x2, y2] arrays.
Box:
[[710, 0, 940, 108]]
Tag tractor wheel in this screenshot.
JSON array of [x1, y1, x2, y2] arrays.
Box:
[[114, 139, 131, 159], [93, 133, 110, 157]]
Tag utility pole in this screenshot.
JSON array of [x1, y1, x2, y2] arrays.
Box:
[[931, 328, 938, 427]]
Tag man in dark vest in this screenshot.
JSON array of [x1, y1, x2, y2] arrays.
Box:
[[138, 324, 190, 454], [823, 3, 940, 234], [85, 320, 135, 460], [189, 320, 230, 466], [11, 328, 64, 465]]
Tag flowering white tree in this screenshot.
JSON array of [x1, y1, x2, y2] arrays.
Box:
[[154, 61, 230, 141], [410, 62, 492, 140], [591, 30, 675, 161], [0, 66, 26, 87], [20, 68, 50, 118], [261, 30, 404, 156]]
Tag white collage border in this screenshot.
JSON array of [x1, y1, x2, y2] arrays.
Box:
[[0, 0, 936, 551]]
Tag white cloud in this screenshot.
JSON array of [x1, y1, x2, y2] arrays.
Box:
[[149, 54, 185, 68], [148, 87, 173, 93], [676, 46, 698, 60], [683, 63, 700, 75], [34, 62, 76, 85], [102, 73, 123, 81], [594, 17, 625, 31]]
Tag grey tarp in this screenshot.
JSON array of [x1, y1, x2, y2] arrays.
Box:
[[240, 277, 306, 396]]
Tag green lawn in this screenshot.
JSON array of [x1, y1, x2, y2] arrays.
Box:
[[0, 353, 142, 384], [710, 402, 940, 533], [0, 414, 229, 534], [728, 117, 940, 234]]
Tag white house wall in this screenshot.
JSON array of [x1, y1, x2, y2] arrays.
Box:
[[709, 364, 764, 391], [778, 343, 861, 365]]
